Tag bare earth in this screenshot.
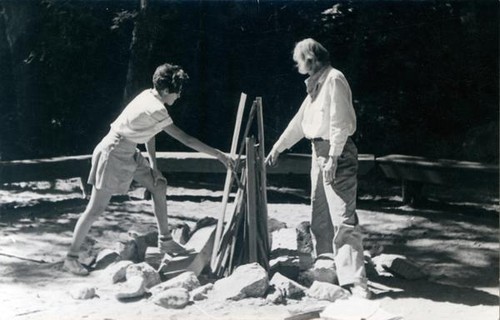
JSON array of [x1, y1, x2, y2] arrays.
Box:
[[0, 176, 498, 320]]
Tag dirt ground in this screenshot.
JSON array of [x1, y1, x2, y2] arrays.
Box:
[[0, 173, 498, 320]]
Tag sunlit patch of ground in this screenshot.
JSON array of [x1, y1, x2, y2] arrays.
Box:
[[0, 176, 498, 320]]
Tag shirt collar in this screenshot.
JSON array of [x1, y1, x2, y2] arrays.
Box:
[[305, 65, 332, 99]]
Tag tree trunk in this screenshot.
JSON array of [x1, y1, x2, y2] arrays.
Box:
[[122, 0, 153, 105], [0, 2, 39, 160]]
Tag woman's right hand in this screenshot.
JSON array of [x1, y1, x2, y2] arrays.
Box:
[[265, 148, 280, 167]]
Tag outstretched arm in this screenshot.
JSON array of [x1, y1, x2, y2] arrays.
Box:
[[163, 124, 233, 169], [145, 136, 167, 185], [145, 136, 158, 170]]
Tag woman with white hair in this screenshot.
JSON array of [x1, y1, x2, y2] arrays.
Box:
[[267, 38, 370, 298]]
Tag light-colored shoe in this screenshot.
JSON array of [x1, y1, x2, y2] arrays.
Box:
[[63, 256, 89, 276], [349, 283, 372, 299]]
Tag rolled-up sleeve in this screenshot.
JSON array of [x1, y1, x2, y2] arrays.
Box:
[[328, 76, 356, 157]]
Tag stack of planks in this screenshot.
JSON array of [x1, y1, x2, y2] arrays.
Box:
[[211, 95, 270, 277]]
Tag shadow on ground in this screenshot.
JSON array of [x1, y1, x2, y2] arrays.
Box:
[[372, 276, 498, 306], [0, 174, 498, 308]]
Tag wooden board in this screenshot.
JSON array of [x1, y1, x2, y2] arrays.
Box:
[[376, 154, 498, 186], [0, 152, 375, 184]]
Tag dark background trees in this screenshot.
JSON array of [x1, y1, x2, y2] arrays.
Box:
[[0, 0, 497, 163]]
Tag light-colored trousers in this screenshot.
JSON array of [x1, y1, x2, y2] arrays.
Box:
[[310, 138, 367, 286]]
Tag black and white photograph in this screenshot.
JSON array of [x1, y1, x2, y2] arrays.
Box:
[[0, 1, 498, 319]]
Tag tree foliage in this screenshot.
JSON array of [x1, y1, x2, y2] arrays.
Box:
[[0, 0, 497, 163]]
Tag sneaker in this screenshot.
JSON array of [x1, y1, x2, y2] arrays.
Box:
[[342, 283, 372, 299], [349, 283, 372, 299], [63, 256, 89, 276]]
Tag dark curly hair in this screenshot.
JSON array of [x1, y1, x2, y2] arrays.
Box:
[[152, 63, 189, 93]]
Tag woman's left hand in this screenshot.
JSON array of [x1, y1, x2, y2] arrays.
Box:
[[218, 152, 235, 171], [323, 156, 338, 185], [152, 168, 167, 186]]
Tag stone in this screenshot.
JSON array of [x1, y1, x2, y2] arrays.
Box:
[[191, 216, 217, 236], [296, 221, 314, 255], [69, 284, 96, 300], [269, 256, 301, 281], [94, 249, 120, 270], [190, 283, 213, 301], [268, 218, 287, 233], [149, 271, 201, 295], [363, 253, 379, 278], [128, 229, 158, 248], [298, 257, 338, 287], [212, 262, 269, 301], [106, 260, 134, 283], [126, 262, 161, 289], [270, 272, 306, 299], [152, 288, 190, 309], [115, 238, 139, 262], [115, 276, 147, 300], [145, 247, 166, 270], [171, 223, 190, 245], [306, 281, 349, 302], [183, 225, 216, 276], [298, 254, 314, 271], [271, 228, 298, 258], [265, 286, 286, 305], [79, 251, 96, 267], [157, 225, 216, 280], [372, 254, 426, 280], [157, 253, 197, 281]]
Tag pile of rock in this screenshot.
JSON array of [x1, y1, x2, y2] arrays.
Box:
[[68, 218, 425, 309]]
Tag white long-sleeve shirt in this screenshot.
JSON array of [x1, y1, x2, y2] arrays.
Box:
[[273, 66, 356, 157]]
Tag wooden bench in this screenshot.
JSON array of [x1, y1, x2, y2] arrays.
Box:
[[376, 154, 499, 205], [0, 152, 375, 196]]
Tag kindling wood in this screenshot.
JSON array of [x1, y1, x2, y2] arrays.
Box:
[[210, 92, 247, 271], [211, 97, 270, 277]]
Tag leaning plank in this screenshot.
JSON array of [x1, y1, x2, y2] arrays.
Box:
[[212, 102, 258, 273], [255, 97, 270, 258], [210, 93, 247, 271], [245, 137, 258, 263]]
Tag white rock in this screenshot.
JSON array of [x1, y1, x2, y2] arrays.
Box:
[[152, 287, 190, 309], [115, 238, 138, 262], [69, 284, 96, 300], [270, 272, 306, 299], [115, 276, 146, 300], [149, 271, 200, 295], [266, 286, 286, 305], [106, 260, 133, 283], [268, 218, 287, 233], [190, 283, 213, 301], [299, 258, 338, 286], [212, 262, 269, 301], [126, 262, 161, 288], [94, 249, 120, 270], [306, 281, 349, 302], [372, 254, 426, 280]]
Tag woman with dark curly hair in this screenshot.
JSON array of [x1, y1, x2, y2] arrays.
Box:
[[64, 63, 233, 276]]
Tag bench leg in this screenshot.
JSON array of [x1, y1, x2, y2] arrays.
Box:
[[78, 177, 92, 200], [402, 180, 424, 206]]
